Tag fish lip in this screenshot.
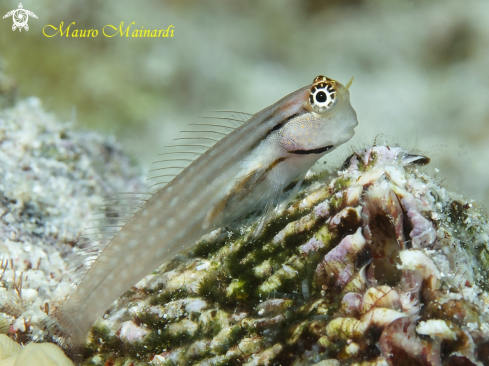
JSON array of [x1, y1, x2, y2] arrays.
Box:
[[289, 145, 334, 155], [290, 125, 356, 156]]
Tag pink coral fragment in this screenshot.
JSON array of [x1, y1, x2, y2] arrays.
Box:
[[316, 228, 367, 288], [299, 237, 325, 255], [119, 321, 149, 343]]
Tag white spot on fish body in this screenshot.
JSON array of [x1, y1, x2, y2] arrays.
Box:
[[155, 200, 163, 209], [149, 217, 158, 228], [148, 236, 156, 246], [155, 248, 166, 257], [179, 210, 187, 219], [114, 282, 124, 293], [93, 265, 104, 276], [170, 197, 179, 207], [129, 239, 139, 248], [123, 270, 131, 278], [167, 218, 176, 228], [142, 209, 149, 217]]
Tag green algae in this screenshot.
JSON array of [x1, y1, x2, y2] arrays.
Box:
[[333, 177, 351, 192], [84, 325, 124, 361], [358, 150, 378, 172], [150, 288, 192, 306]]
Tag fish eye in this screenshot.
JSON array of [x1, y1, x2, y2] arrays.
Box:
[[316, 91, 327, 103], [309, 79, 336, 113]]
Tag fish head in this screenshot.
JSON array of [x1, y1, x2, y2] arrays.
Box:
[[276, 75, 358, 156]]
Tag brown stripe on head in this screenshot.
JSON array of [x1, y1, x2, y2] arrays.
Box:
[[313, 75, 336, 86]]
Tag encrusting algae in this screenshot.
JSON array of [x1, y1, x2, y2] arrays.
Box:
[[1, 83, 489, 365]]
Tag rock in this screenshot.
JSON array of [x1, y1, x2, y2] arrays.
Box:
[[78, 145, 489, 365], [119, 321, 149, 343]]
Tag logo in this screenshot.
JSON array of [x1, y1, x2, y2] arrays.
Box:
[[3, 3, 37, 32], [43, 22, 175, 38]]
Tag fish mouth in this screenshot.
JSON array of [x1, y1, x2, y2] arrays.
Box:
[[289, 145, 334, 155]]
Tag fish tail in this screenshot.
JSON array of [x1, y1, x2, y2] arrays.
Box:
[[39, 305, 86, 365]]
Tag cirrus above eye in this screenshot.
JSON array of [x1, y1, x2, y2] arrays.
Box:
[[309, 83, 336, 112]]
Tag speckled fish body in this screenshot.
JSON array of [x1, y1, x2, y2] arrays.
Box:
[[50, 76, 358, 357]]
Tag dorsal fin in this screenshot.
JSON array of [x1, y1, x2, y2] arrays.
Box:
[[147, 111, 252, 190]]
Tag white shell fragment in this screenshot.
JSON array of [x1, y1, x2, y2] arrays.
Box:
[[416, 319, 457, 340], [0, 335, 21, 361], [13, 343, 74, 366], [0, 336, 73, 366]]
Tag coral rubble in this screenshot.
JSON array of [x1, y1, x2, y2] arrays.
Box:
[[0, 98, 143, 364], [1, 99, 489, 365]]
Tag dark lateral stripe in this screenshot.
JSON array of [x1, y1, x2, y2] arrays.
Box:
[[266, 113, 300, 136], [290, 145, 334, 155], [265, 157, 287, 173]]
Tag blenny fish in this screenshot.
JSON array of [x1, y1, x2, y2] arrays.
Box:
[[47, 75, 358, 360]]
